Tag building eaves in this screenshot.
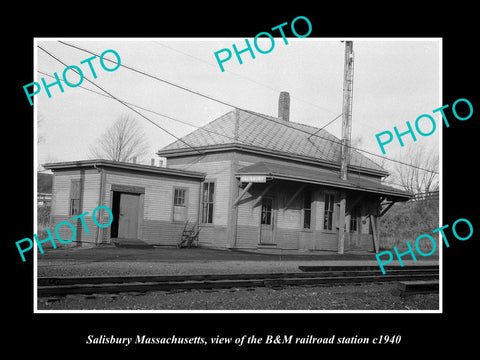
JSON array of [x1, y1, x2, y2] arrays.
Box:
[[236, 161, 410, 201], [157, 108, 389, 177], [42, 159, 206, 180], [158, 142, 389, 178]]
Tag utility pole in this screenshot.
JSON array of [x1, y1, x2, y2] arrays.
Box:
[[340, 40, 354, 181], [338, 41, 354, 255]]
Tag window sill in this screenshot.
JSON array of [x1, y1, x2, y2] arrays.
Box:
[[321, 230, 337, 234]]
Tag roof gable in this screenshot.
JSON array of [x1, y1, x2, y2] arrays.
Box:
[[159, 109, 387, 175]]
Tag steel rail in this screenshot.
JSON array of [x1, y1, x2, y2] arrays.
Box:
[[37, 266, 439, 297]]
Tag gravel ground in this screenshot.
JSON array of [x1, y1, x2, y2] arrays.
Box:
[[37, 260, 379, 277], [37, 283, 439, 311], [36, 247, 439, 311], [37, 247, 438, 277], [39, 260, 300, 277], [37, 259, 438, 277]]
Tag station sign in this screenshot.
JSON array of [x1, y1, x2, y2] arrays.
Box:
[[240, 175, 267, 183]]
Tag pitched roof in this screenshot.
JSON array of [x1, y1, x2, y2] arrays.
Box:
[[236, 161, 410, 200], [158, 109, 387, 176]]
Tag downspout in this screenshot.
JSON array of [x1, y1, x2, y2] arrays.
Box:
[[94, 164, 106, 245], [197, 179, 203, 247]]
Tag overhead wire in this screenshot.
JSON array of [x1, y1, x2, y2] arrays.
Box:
[[37, 69, 238, 143], [51, 40, 439, 175], [153, 41, 386, 134], [38, 68, 292, 161], [36, 71, 294, 154], [39, 67, 313, 165], [37, 45, 204, 156], [307, 112, 344, 139], [151, 42, 385, 155], [152, 40, 342, 119]]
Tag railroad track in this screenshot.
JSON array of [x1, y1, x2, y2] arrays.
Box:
[[37, 265, 438, 297]]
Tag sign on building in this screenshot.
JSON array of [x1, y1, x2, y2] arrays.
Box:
[[240, 175, 267, 183]]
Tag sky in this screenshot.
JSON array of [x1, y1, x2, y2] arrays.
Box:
[[35, 38, 441, 177]]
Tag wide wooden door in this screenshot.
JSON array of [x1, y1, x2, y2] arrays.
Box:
[[118, 193, 140, 238]]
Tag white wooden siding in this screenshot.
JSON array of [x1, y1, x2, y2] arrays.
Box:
[[169, 159, 232, 226], [52, 171, 101, 216], [104, 171, 200, 223]]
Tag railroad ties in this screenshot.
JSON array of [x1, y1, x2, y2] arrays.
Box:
[[37, 265, 439, 297]]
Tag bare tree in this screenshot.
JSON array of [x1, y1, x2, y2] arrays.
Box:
[[389, 143, 439, 195], [90, 114, 150, 162]]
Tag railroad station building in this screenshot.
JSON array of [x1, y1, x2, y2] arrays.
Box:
[[44, 92, 410, 253]]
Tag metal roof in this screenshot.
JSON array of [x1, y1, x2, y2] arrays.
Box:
[[158, 109, 388, 177]]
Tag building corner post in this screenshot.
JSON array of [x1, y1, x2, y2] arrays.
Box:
[[338, 191, 346, 254]]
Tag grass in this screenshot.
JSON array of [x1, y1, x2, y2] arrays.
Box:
[[379, 199, 439, 253]]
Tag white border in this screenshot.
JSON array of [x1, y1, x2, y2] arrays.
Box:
[[33, 37, 442, 314]]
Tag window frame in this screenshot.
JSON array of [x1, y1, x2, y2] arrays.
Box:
[[201, 180, 215, 225], [260, 197, 273, 226], [69, 179, 81, 216], [172, 187, 189, 223], [350, 205, 360, 232], [323, 192, 335, 232], [302, 189, 312, 230]]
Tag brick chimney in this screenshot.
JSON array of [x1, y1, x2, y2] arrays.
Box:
[[278, 91, 290, 121]]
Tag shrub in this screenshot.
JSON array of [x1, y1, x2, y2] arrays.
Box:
[[37, 204, 51, 228], [379, 198, 439, 251]]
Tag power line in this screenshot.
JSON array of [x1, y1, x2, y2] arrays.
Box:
[[38, 68, 286, 157], [307, 113, 344, 139], [153, 41, 383, 134], [153, 41, 389, 135], [37, 70, 300, 154], [37, 45, 204, 156], [53, 41, 439, 175], [40, 65, 308, 170], [37, 69, 239, 144], [58, 40, 234, 108], [381, 179, 412, 189], [54, 43, 356, 134], [152, 40, 341, 120], [62, 40, 344, 135], [152, 41, 381, 134], [39, 69, 301, 174]]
